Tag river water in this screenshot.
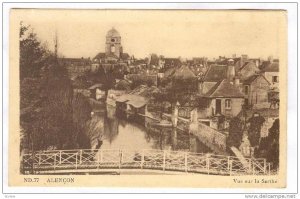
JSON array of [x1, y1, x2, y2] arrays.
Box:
[[90, 104, 211, 154]]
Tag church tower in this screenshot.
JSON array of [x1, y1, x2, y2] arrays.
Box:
[[105, 28, 122, 58]]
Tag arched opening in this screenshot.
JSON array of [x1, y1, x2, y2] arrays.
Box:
[[111, 45, 115, 53]]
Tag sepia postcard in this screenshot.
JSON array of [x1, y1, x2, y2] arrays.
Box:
[[8, 8, 287, 188]]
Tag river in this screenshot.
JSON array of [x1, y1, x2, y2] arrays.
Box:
[[90, 104, 211, 154]]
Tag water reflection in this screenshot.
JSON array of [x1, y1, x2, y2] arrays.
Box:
[[91, 105, 211, 153]]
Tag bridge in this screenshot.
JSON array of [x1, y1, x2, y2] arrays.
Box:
[[21, 149, 271, 175]]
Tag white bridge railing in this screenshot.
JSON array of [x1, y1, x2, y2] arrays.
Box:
[[21, 149, 271, 175]]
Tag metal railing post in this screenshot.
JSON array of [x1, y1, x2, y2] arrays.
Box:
[[206, 154, 210, 174], [184, 152, 188, 173], [59, 151, 62, 165], [163, 151, 166, 171], [75, 153, 78, 169], [97, 150, 101, 169], [252, 159, 255, 175], [263, 159, 267, 175], [38, 154, 41, 165], [141, 150, 144, 169], [119, 150, 122, 170], [249, 159, 253, 174], [227, 156, 230, 174], [229, 160, 232, 176], [79, 150, 83, 164], [268, 163, 271, 175], [54, 154, 56, 170]]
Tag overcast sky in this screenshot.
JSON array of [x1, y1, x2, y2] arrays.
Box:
[[22, 10, 285, 60]]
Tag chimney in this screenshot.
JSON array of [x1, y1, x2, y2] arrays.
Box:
[[268, 56, 273, 63], [232, 54, 236, 58], [227, 59, 235, 82], [234, 76, 240, 86], [240, 54, 248, 68], [255, 59, 260, 67]]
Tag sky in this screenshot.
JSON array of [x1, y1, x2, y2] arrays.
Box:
[[21, 9, 286, 60]]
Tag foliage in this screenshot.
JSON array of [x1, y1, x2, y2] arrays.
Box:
[[166, 77, 198, 105], [131, 78, 154, 89], [149, 53, 159, 66], [77, 67, 116, 92], [72, 93, 92, 148], [20, 23, 92, 152], [72, 73, 92, 89], [226, 117, 244, 149], [20, 23, 49, 80], [258, 119, 279, 169], [248, 115, 266, 147]]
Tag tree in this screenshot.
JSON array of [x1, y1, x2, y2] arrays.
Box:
[[20, 23, 92, 152], [248, 114, 265, 147], [258, 119, 279, 169], [20, 23, 48, 80], [72, 93, 92, 148], [149, 53, 159, 66], [226, 117, 244, 149]]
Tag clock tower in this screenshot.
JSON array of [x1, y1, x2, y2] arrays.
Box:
[[105, 28, 123, 58]]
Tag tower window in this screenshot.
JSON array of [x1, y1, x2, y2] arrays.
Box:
[[111, 46, 115, 52], [111, 38, 115, 42]]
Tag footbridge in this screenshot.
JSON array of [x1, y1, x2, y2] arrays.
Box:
[[22, 149, 271, 175]]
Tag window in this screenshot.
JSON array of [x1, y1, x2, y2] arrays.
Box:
[[244, 85, 249, 95], [272, 76, 279, 83], [225, 99, 231, 109], [111, 46, 115, 52]]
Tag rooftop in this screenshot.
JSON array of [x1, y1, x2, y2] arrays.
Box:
[[106, 27, 120, 38], [204, 79, 244, 98], [203, 64, 227, 82], [243, 74, 271, 85], [263, 62, 279, 72], [173, 65, 196, 79]]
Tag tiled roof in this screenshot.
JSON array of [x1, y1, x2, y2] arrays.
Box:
[[163, 67, 176, 78], [204, 80, 244, 98], [173, 65, 196, 79], [94, 53, 106, 60], [238, 108, 279, 118], [203, 64, 227, 82], [106, 28, 120, 37], [115, 79, 131, 90], [164, 58, 182, 67], [263, 62, 279, 72], [58, 58, 91, 65], [239, 62, 250, 71], [89, 83, 104, 90], [94, 52, 130, 61], [243, 74, 271, 85], [120, 53, 130, 60]]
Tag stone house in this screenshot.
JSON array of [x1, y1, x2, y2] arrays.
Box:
[[262, 62, 279, 89], [198, 79, 245, 119], [199, 64, 228, 95], [58, 57, 92, 79], [238, 61, 260, 81], [242, 74, 271, 109], [88, 83, 106, 100], [158, 57, 182, 71]]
